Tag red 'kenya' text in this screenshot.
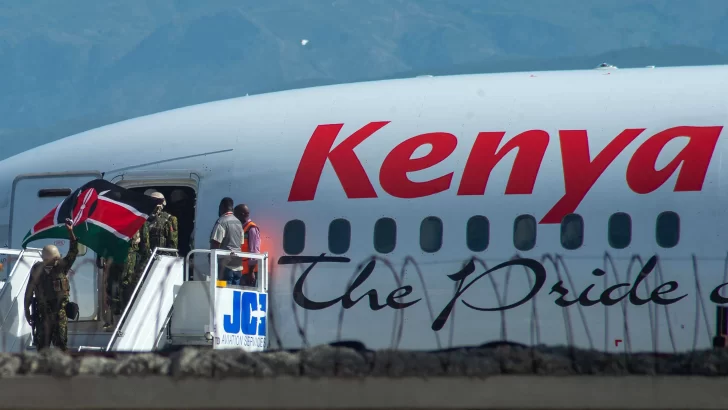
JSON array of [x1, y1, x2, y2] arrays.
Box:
[[287, 122, 723, 224]]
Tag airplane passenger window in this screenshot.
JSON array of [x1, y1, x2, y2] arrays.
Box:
[[283, 219, 306, 255], [466, 215, 489, 252], [656, 211, 680, 248], [328, 218, 351, 255], [560, 214, 584, 250], [38, 188, 72, 198], [420, 216, 443, 253], [608, 212, 631, 249], [374, 217, 396, 254], [513, 215, 536, 251]]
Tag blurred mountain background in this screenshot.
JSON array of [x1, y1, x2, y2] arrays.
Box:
[[2, 0, 728, 159]]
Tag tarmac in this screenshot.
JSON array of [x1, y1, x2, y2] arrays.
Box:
[[1, 343, 728, 409]]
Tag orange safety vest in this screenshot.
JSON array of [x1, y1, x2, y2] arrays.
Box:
[[241, 220, 259, 275]]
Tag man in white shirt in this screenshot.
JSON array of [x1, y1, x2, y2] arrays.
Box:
[[209, 197, 243, 284]]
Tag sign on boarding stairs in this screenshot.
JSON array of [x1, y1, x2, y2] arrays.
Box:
[[209, 249, 269, 351]]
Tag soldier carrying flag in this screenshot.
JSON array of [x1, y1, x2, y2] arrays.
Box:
[[21, 179, 162, 340], [23, 218, 77, 351]]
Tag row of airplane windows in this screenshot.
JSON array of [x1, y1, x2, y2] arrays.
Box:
[[281, 211, 681, 255]]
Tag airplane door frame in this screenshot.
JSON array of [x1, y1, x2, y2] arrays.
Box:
[[108, 170, 201, 252], [108, 171, 200, 246], [108, 170, 200, 202], [8, 171, 102, 246], [8, 171, 103, 321]]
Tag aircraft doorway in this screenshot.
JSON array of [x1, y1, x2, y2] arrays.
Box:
[[128, 186, 197, 258]]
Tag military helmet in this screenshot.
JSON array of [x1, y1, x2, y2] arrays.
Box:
[[146, 190, 166, 207], [41, 244, 60, 264]]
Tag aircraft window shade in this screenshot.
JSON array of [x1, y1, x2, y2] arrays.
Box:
[[374, 217, 396, 254], [283, 219, 305, 255], [608, 212, 631, 249], [656, 211, 680, 248], [560, 214, 584, 250], [328, 218, 351, 254], [420, 216, 443, 253], [466, 215, 489, 252], [513, 215, 536, 251], [38, 188, 72, 198]]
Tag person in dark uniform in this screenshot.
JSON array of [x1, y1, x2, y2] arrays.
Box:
[[24, 219, 78, 351]]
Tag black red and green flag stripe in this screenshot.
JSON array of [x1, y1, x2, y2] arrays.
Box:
[[21, 179, 162, 263]]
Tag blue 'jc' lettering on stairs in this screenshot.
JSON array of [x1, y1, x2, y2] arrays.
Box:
[[223, 290, 267, 336]]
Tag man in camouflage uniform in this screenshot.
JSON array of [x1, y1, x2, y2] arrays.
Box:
[[24, 219, 77, 352], [105, 261, 124, 317], [104, 223, 150, 317], [137, 191, 178, 269], [120, 223, 150, 308]]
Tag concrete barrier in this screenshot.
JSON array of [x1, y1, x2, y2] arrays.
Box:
[[1, 344, 728, 409]]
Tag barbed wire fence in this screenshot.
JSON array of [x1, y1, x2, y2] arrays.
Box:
[[181, 250, 728, 376]]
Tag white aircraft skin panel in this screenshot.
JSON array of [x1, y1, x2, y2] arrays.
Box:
[[0, 64, 724, 174], [0, 66, 727, 352]]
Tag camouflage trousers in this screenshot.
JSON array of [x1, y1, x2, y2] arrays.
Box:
[[109, 252, 139, 314], [34, 297, 68, 352], [121, 252, 142, 309]]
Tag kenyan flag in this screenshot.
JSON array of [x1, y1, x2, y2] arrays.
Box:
[[21, 179, 162, 263]]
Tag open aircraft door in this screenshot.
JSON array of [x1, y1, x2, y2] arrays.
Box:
[[9, 172, 103, 321], [109, 169, 200, 276]]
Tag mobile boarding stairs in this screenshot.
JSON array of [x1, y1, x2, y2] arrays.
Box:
[[0, 247, 270, 353]]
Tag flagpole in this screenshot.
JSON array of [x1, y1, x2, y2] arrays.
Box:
[[102, 257, 113, 328]]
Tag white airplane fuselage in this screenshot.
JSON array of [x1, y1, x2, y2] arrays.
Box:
[[1, 65, 728, 353]]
